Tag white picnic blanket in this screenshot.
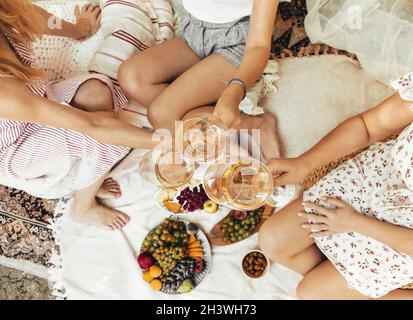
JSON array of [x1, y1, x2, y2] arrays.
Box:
[[55, 149, 301, 300], [30, 0, 396, 299], [51, 54, 394, 300]]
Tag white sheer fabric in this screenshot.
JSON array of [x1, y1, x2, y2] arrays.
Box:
[[305, 0, 413, 84]]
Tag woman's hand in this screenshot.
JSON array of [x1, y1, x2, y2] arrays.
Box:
[[214, 96, 241, 129], [213, 86, 243, 129], [300, 198, 364, 238], [267, 157, 313, 186], [74, 4, 101, 40]]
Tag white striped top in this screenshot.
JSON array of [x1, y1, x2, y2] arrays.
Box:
[[0, 38, 129, 199]]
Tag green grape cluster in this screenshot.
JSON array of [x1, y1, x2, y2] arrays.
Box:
[[220, 208, 264, 244], [142, 219, 190, 275]]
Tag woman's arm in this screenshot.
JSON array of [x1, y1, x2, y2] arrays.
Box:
[[302, 198, 413, 255], [269, 94, 413, 186], [301, 94, 413, 171], [214, 0, 280, 128], [232, 0, 279, 89], [0, 78, 158, 149], [35, 4, 101, 40]]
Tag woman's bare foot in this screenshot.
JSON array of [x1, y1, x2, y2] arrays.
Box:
[[258, 113, 282, 161], [71, 201, 131, 231], [97, 177, 121, 199]]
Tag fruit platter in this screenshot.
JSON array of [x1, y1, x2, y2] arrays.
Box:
[[208, 205, 274, 246], [154, 180, 219, 215], [138, 218, 211, 294]]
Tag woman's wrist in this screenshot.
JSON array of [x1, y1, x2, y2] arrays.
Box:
[[74, 19, 91, 40], [222, 82, 245, 103], [351, 214, 373, 235], [297, 155, 318, 176]]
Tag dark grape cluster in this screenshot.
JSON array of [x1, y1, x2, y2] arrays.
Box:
[[176, 185, 209, 212], [162, 258, 196, 291]]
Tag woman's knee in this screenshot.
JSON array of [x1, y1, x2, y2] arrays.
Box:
[[258, 216, 292, 263], [147, 100, 167, 129], [296, 277, 317, 300], [74, 80, 113, 112], [147, 97, 182, 130], [296, 261, 352, 300], [118, 55, 151, 103]]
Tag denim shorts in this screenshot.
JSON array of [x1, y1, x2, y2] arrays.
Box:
[[178, 12, 250, 67]]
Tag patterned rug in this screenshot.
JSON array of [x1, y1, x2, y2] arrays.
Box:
[[0, 0, 356, 272], [0, 186, 55, 268], [272, 0, 356, 60]]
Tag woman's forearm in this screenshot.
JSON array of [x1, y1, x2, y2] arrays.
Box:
[[237, 47, 270, 89], [299, 115, 370, 171], [0, 78, 158, 150], [221, 46, 270, 107], [88, 112, 160, 150], [299, 94, 413, 171], [35, 5, 88, 39], [355, 215, 413, 256], [225, 0, 278, 102]]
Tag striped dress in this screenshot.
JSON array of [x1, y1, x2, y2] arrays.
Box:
[[0, 38, 130, 199]]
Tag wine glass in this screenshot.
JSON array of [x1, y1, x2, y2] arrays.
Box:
[[139, 146, 196, 188], [203, 157, 300, 210], [175, 113, 230, 163]]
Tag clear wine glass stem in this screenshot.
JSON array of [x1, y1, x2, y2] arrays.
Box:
[[267, 184, 302, 208]]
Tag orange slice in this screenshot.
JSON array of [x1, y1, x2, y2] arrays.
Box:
[[162, 200, 182, 213]]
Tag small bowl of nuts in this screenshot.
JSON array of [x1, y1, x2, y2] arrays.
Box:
[[241, 250, 270, 279]]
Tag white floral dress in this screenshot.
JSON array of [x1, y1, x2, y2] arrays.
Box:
[[303, 72, 413, 298]]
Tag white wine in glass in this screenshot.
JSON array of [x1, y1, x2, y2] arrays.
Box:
[[204, 158, 274, 211], [176, 113, 230, 163], [139, 148, 195, 188]]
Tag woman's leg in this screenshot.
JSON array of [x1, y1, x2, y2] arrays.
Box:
[[119, 38, 280, 156], [71, 79, 127, 199], [145, 54, 237, 132], [184, 106, 281, 159], [118, 38, 200, 108], [72, 79, 114, 112], [297, 260, 413, 300], [70, 173, 130, 231], [258, 197, 325, 275]]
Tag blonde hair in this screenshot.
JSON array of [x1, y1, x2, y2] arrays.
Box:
[[0, 0, 45, 82]]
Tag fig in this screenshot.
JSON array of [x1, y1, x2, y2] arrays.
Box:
[[186, 223, 199, 235], [137, 252, 154, 271], [233, 210, 247, 220], [194, 259, 203, 274]]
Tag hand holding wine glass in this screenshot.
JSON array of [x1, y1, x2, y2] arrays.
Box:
[[267, 157, 314, 186]]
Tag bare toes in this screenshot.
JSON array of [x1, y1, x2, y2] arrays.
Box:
[[107, 184, 120, 191], [112, 220, 123, 230], [116, 217, 127, 228], [97, 178, 122, 199], [118, 213, 130, 224], [105, 177, 115, 183]]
